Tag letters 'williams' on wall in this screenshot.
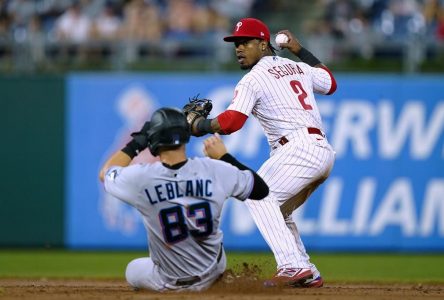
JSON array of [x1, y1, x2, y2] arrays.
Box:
[[66, 74, 443, 251]]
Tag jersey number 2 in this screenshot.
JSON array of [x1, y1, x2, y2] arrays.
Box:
[[159, 202, 213, 244], [290, 80, 312, 110]]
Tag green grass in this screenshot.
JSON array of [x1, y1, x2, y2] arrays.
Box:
[[0, 250, 443, 283]]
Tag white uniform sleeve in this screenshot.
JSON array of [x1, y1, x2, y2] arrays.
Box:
[[103, 165, 141, 207], [311, 66, 333, 95], [226, 81, 258, 116], [212, 160, 254, 201]]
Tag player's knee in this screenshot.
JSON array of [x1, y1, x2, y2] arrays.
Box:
[[125, 259, 140, 287], [126, 258, 151, 288]]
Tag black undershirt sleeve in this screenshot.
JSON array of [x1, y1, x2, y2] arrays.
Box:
[[219, 153, 269, 200], [297, 47, 322, 67], [196, 118, 213, 135]]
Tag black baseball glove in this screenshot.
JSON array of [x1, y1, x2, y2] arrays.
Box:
[[121, 121, 150, 158], [182, 96, 213, 129], [130, 121, 151, 150]]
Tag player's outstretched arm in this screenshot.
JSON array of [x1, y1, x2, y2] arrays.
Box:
[[99, 151, 132, 182], [203, 134, 269, 200], [193, 110, 248, 136], [99, 122, 150, 182]]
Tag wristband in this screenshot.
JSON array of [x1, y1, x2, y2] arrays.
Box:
[[297, 47, 321, 67], [121, 139, 139, 159], [220, 153, 243, 168], [196, 118, 213, 135]]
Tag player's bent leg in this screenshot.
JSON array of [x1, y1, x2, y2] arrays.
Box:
[[278, 181, 329, 288], [248, 153, 311, 270], [125, 257, 164, 291], [285, 216, 321, 279], [280, 178, 326, 216], [245, 195, 311, 270], [127, 251, 227, 292]]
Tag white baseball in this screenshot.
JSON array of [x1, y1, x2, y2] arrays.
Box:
[[275, 33, 289, 46]]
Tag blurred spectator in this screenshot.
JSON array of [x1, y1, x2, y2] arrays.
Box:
[[54, 2, 92, 44], [191, 6, 229, 37], [121, 0, 163, 41], [164, 0, 194, 40], [27, 15, 46, 64], [6, 0, 37, 46], [191, 5, 213, 37], [323, 0, 359, 39], [91, 2, 121, 40], [423, 0, 444, 40], [36, 0, 73, 33], [119, 0, 163, 64], [80, 0, 108, 18], [209, 0, 256, 19], [0, 0, 9, 41], [191, 4, 229, 38], [438, 17, 444, 40], [6, 0, 37, 28], [0, 15, 7, 39], [377, 0, 425, 40]]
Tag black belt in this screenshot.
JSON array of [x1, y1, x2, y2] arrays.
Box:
[[176, 276, 201, 286], [175, 244, 223, 286], [278, 127, 325, 146]]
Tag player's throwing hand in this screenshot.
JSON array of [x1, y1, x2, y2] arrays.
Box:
[[203, 133, 227, 159], [275, 29, 302, 55]]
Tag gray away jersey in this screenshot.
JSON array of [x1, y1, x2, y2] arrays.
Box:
[[104, 157, 254, 280]]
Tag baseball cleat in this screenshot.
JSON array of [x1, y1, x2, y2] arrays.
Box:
[[263, 268, 313, 287], [294, 275, 324, 288]]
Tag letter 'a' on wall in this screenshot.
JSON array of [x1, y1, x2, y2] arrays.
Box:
[[66, 74, 444, 251]]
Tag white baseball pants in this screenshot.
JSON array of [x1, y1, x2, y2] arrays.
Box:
[[245, 127, 335, 276]]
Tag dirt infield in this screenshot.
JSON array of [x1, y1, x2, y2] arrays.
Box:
[[1, 277, 443, 300]]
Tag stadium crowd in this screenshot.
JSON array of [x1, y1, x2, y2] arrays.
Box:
[[308, 0, 444, 42], [0, 0, 442, 70], [0, 0, 247, 42], [300, 0, 444, 65]]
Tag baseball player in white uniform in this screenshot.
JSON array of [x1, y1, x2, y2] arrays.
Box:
[[187, 18, 337, 288], [99, 107, 268, 292]]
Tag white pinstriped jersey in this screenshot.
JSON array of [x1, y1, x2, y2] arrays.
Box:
[[226, 55, 336, 273], [104, 157, 253, 280], [227, 55, 333, 146]]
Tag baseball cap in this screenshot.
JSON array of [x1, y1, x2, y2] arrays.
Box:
[[223, 18, 270, 42]]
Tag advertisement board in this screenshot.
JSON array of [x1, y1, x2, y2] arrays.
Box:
[[66, 73, 444, 251]]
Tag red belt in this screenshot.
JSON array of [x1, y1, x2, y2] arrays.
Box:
[[278, 127, 324, 146]]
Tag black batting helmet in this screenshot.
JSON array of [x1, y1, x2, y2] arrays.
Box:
[[146, 107, 191, 156]]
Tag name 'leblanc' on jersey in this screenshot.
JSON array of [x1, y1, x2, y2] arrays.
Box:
[[144, 179, 213, 205]]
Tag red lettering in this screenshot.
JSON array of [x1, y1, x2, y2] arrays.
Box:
[[296, 64, 304, 75], [269, 64, 304, 79], [284, 64, 294, 75], [274, 66, 285, 78], [278, 66, 288, 76], [268, 68, 280, 79], [290, 80, 311, 110]]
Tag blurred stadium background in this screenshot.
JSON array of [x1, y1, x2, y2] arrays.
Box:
[[0, 0, 443, 275], [0, 0, 443, 73]]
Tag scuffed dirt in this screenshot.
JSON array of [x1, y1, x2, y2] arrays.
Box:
[[1, 264, 443, 300]]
